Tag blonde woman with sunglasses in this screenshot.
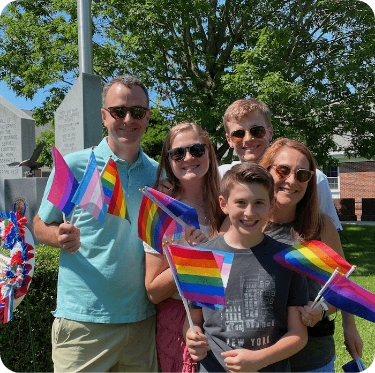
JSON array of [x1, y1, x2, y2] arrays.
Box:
[[144, 122, 225, 372], [259, 138, 363, 372]]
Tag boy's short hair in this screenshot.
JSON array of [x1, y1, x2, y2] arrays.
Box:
[[221, 163, 274, 201], [222, 98, 272, 133]]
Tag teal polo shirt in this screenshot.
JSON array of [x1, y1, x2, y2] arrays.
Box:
[[38, 138, 158, 323]]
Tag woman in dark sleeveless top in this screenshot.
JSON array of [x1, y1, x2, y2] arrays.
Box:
[[260, 138, 363, 372]]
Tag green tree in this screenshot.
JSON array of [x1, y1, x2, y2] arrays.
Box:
[[141, 108, 171, 162], [36, 130, 55, 168], [1, 0, 374, 165]]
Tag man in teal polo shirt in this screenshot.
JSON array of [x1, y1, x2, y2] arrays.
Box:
[[33, 75, 159, 372]]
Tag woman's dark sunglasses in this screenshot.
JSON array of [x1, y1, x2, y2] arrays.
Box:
[[168, 143, 207, 162], [230, 126, 267, 143], [273, 165, 314, 183], [104, 106, 148, 120]]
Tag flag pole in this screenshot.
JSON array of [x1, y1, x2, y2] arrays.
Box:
[[346, 265, 356, 277], [70, 205, 77, 224], [311, 268, 339, 309], [73, 210, 84, 227], [99, 155, 111, 176], [163, 243, 196, 334], [141, 188, 188, 229], [312, 265, 356, 310]]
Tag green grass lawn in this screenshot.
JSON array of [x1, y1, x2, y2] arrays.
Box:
[[334, 224, 375, 372]]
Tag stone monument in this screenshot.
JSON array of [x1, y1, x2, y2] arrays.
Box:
[[54, 0, 102, 155], [0, 96, 37, 212], [54, 73, 102, 155]]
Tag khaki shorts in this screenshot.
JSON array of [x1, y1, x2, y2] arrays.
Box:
[[51, 316, 157, 372]]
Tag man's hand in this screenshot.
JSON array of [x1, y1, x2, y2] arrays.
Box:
[[57, 222, 81, 253]]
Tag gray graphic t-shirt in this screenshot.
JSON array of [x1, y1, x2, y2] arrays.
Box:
[[196, 234, 308, 372]]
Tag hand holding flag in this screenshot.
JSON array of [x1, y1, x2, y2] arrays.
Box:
[[274, 240, 375, 323]]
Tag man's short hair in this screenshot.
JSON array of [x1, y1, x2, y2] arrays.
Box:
[[221, 162, 274, 201], [223, 98, 271, 133], [102, 75, 149, 107]]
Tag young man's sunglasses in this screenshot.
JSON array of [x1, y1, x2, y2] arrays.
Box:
[[104, 106, 148, 120], [168, 143, 207, 162], [272, 164, 314, 183], [230, 126, 267, 143]]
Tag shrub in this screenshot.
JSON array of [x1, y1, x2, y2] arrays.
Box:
[[0, 244, 59, 372]]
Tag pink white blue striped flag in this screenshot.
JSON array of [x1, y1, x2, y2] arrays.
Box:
[[72, 151, 107, 223], [47, 147, 79, 216]]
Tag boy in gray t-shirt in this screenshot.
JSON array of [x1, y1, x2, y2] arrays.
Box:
[[184, 163, 308, 372]]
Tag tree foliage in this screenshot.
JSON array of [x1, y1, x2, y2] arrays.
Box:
[[36, 130, 55, 168], [1, 0, 374, 166], [141, 108, 171, 162]]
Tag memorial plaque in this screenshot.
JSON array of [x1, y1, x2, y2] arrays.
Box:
[[0, 96, 36, 211], [54, 73, 102, 155]]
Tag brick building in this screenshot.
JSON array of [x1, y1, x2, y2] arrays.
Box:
[[325, 135, 375, 221]]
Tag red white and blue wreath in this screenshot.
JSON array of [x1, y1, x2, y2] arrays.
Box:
[[0, 211, 35, 323]]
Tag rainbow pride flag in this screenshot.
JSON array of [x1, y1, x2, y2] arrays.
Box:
[[322, 272, 375, 323], [47, 147, 79, 216], [138, 187, 199, 254], [101, 158, 130, 222], [166, 244, 226, 307], [72, 151, 107, 223], [192, 248, 234, 309], [273, 240, 353, 285]]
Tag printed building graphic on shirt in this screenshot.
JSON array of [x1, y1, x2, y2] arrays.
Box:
[[223, 268, 275, 346]]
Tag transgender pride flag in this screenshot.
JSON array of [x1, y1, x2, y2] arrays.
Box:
[[47, 147, 79, 216], [72, 151, 107, 223]]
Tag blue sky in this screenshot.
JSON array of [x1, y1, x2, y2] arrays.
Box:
[[0, 80, 49, 110]]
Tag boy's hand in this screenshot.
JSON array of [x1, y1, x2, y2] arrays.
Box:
[[186, 329, 210, 361], [185, 225, 208, 246], [222, 349, 264, 372], [57, 222, 81, 253]]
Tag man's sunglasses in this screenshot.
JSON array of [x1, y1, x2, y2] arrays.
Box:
[[104, 106, 148, 120], [272, 164, 314, 183], [230, 126, 267, 143], [168, 143, 207, 162]]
